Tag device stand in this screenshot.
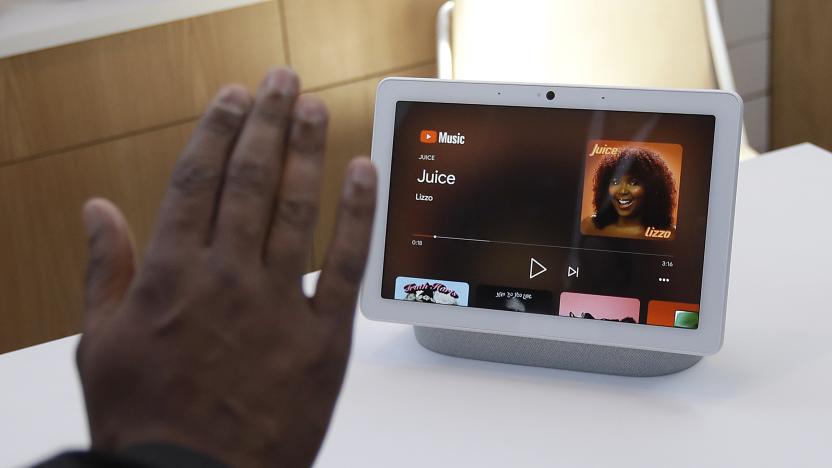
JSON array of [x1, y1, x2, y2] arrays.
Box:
[[414, 326, 702, 377]]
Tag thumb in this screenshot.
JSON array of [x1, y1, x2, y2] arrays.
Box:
[[82, 198, 136, 333]]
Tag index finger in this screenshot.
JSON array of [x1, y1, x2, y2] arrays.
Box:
[[313, 158, 377, 321]]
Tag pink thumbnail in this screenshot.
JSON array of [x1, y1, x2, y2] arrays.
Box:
[[558, 292, 640, 321]]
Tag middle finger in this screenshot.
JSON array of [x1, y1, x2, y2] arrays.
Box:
[[212, 67, 299, 259]]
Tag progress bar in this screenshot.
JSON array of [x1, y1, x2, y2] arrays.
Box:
[[413, 233, 673, 258]]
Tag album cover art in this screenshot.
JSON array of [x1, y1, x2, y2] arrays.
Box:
[[580, 140, 683, 241], [559, 292, 640, 323], [394, 276, 470, 306], [475, 285, 554, 315]]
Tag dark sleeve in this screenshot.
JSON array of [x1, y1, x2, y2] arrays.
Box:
[[33, 443, 229, 468]]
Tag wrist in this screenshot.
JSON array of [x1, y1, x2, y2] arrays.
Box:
[[119, 442, 230, 468]]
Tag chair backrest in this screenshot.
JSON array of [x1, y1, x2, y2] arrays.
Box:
[[443, 0, 755, 158], [451, 0, 716, 88]]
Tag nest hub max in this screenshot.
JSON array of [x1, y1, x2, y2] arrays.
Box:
[[360, 78, 742, 376]]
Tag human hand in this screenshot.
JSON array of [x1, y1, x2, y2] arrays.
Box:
[[76, 67, 377, 467]]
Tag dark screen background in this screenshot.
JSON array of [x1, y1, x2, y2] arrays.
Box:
[[381, 101, 715, 326]]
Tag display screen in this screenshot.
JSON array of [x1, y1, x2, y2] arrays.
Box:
[[381, 102, 715, 329]]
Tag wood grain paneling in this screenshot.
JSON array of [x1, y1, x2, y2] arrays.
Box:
[[0, 2, 284, 165], [312, 63, 436, 269], [283, 0, 444, 89], [0, 123, 194, 354], [771, 0, 832, 150], [0, 2, 442, 353]]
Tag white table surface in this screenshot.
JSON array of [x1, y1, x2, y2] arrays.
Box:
[[0, 0, 267, 59], [2, 143, 831, 467]]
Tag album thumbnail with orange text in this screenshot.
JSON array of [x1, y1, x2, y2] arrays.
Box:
[[579, 140, 683, 241]]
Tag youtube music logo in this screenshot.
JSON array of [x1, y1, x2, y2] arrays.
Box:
[[419, 129, 465, 145], [420, 130, 437, 143]]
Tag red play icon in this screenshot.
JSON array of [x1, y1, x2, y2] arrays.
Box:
[[420, 130, 437, 143]]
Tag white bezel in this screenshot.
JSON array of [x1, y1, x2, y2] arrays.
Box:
[[360, 78, 742, 356]]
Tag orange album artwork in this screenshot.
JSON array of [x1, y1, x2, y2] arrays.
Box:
[[647, 300, 700, 329], [579, 140, 683, 241]]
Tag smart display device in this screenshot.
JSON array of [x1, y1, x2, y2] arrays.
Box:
[[360, 78, 742, 375]]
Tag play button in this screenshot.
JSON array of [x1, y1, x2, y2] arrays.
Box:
[[529, 258, 547, 279], [420, 129, 437, 144]]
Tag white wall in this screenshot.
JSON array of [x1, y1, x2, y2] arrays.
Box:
[[717, 0, 771, 151]]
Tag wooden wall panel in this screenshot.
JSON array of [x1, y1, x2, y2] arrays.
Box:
[[0, 123, 194, 354], [283, 0, 445, 89], [0, 1, 442, 353], [771, 0, 832, 150], [0, 2, 284, 165], [312, 63, 436, 268]]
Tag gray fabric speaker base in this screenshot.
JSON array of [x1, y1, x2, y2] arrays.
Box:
[[414, 326, 702, 377]]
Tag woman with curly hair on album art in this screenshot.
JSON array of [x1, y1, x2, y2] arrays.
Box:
[[580, 146, 678, 240]]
